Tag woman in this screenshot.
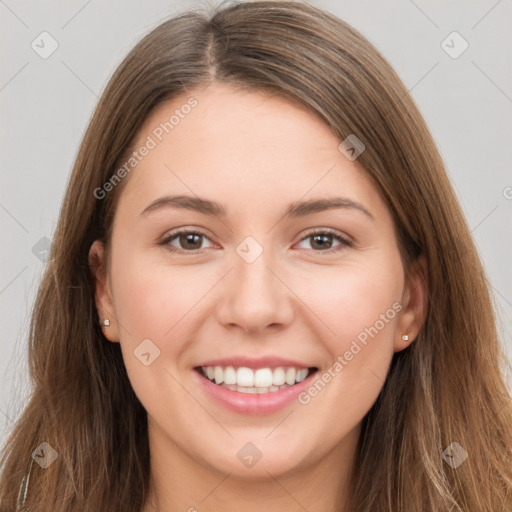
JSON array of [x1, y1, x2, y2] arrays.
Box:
[[1, 1, 511, 511]]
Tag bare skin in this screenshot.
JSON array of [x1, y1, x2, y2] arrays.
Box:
[[89, 83, 426, 512]]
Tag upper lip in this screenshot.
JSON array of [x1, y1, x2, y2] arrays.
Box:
[[195, 356, 316, 370]]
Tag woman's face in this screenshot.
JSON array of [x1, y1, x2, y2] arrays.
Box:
[[90, 83, 424, 481]]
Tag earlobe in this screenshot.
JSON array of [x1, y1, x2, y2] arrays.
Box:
[[395, 255, 428, 351], [88, 240, 120, 342]]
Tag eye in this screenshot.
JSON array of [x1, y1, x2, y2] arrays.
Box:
[[161, 229, 214, 253], [296, 229, 353, 253], [160, 228, 353, 254]]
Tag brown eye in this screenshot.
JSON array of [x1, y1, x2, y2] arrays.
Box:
[[162, 230, 213, 252], [310, 233, 335, 250], [178, 232, 203, 250], [297, 230, 352, 253]]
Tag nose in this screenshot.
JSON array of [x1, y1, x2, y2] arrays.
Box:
[[215, 247, 295, 335]]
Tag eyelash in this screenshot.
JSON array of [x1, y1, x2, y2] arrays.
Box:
[[160, 228, 353, 255]]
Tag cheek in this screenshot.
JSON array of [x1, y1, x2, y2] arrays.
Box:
[[112, 255, 216, 342], [298, 259, 403, 341], [292, 254, 404, 396], [108, 233, 211, 368], [109, 251, 214, 411], [293, 261, 402, 427]]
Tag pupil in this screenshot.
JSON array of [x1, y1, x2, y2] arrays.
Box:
[[312, 234, 332, 250], [181, 233, 201, 249]]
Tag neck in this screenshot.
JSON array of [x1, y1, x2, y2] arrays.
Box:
[[141, 421, 360, 512]]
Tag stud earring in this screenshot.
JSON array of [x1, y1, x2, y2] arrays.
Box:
[[401, 334, 409, 341], [102, 319, 110, 327]]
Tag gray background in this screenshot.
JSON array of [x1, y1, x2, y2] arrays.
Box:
[[1, 0, 511, 450]]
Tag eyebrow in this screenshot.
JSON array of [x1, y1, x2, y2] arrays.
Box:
[[139, 194, 375, 222]]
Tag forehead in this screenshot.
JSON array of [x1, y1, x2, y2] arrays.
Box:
[[117, 83, 387, 221]]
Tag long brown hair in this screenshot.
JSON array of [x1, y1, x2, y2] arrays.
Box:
[[1, 1, 511, 510]]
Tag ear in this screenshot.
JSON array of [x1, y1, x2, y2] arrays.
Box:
[[88, 240, 120, 342], [394, 254, 428, 352]]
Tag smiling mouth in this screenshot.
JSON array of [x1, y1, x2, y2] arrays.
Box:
[[194, 365, 318, 394]]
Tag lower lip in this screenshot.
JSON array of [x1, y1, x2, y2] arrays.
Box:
[[193, 368, 318, 415]]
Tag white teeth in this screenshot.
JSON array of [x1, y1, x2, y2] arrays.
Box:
[[272, 367, 286, 386], [223, 366, 237, 385], [214, 366, 224, 384], [199, 364, 313, 391], [285, 367, 296, 385], [254, 368, 273, 387], [237, 386, 257, 394], [236, 367, 254, 387], [296, 368, 309, 383], [236, 385, 289, 393]]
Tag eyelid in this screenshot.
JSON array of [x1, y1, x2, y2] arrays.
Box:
[[160, 226, 354, 254], [298, 227, 353, 245], [160, 227, 217, 253], [294, 227, 354, 253]]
